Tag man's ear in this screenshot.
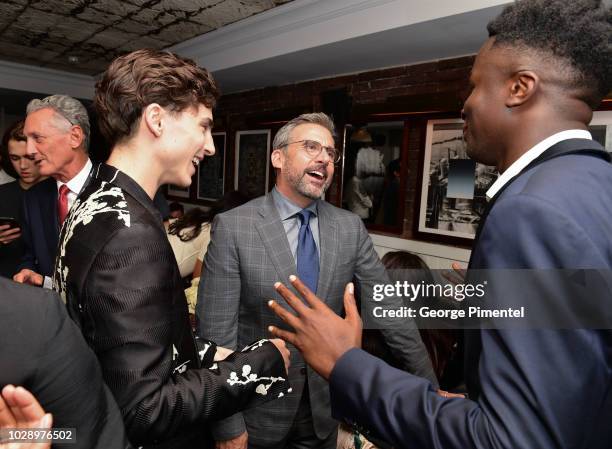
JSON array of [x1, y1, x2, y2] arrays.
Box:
[[506, 70, 539, 108], [68, 125, 85, 150], [143, 103, 164, 137], [271, 148, 284, 170]]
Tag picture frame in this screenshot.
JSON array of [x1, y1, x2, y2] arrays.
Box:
[[167, 184, 190, 198], [417, 118, 497, 241], [589, 110, 612, 152], [340, 121, 406, 233], [197, 132, 226, 201], [234, 130, 271, 198]]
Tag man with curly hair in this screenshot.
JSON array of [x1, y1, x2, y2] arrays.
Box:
[[268, 0, 612, 448], [53, 49, 291, 449]]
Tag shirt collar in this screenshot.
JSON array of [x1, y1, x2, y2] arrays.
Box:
[[486, 130, 592, 200], [57, 158, 92, 194], [272, 187, 318, 221]]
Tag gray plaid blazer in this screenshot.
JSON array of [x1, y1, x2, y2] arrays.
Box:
[[196, 193, 437, 445]]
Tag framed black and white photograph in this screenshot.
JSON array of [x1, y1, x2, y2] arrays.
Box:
[[167, 184, 190, 198], [197, 132, 226, 201], [589, 110, 612, 153], [418, 118, 497, 240], [234, 130, 271, 198], [340, 121, 405, 231]]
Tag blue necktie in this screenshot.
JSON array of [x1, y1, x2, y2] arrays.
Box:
[[296, 209, 319, 293]]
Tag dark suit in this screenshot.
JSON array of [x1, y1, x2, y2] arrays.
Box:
[[53, 163, 288, 448], [197, 192, 437, 447], [0, 277, 129, 449], [328, 138, 612, 448], [0, 181, 26, 278], [19, 177, 58, 276]]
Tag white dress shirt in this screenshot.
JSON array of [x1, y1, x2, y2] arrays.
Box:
[[486, 129, 592, 201], [56, 158, 93, 210]]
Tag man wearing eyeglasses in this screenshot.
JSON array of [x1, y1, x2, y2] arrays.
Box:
[[197, 112, 437, 449], [13, 95, 92, 289]]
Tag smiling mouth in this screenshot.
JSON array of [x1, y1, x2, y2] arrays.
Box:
[[192, 157, 201, 167], [306, 164, 328, 180], [306, 170, 326, 183]]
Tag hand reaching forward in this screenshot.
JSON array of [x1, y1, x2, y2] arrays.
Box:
[[267, 275, 362, 380]]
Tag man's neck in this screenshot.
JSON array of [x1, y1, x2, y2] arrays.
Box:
[[54, 153, 89, 183], [275, 184, 315, 209], [497, 122, 589, 173], [107, 143, 161, 199]]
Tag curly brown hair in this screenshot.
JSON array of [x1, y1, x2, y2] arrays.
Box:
[[1, 119, 25, 178], [95, 48, 220, 147]]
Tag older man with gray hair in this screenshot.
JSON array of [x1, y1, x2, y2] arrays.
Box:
[[13, 94, 92, 288]]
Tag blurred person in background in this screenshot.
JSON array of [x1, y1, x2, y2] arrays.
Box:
[[0, 120, 46, 278], [12, 95, 92, 288], [168, 207, 213, 279], [168, 201, 184, 219]]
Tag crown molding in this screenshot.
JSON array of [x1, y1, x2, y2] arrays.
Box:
[[0, 59, 95, 99], [169, 0, 510, 72]]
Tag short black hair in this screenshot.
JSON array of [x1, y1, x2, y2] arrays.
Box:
[[487, 0, 611, 108]]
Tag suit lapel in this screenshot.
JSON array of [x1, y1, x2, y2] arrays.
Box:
[[256, 195, 297, 285], [316, 201, 338, 303], [43, 179, 59, 246]]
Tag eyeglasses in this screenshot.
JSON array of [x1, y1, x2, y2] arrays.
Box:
[[284, 139, 341, 163]]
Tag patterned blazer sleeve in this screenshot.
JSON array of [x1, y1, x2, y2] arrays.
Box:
[[83, 221, 286, 445], [351, 217, 439, 388], [196, 213, 248, 441]]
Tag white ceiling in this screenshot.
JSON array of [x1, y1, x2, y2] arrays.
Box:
[[0, 0, 511, 99], [171, 0, 511, 93]]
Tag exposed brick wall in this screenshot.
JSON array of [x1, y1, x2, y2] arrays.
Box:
[[216, 55, 475, 117], [213, 55, 476, 243]]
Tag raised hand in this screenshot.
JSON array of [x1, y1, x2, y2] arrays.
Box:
[[268, 275, 362, 380]]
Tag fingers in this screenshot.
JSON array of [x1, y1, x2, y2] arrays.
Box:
[[268, 325, 298, 347], [452, 262, 467, 277], [13, 270, 43, 286], [342, 283, 359, 323], [268, 299, 300, 330], [269, 338, 291, 370], [2, 385, 27, 424], [0, 227, 20, 237], [0, 386, 17, 428], [10, 386, 47, 424], [437, 389, 466, 399], [287, 275, 323, 309], [0, 227, 20, 244], [273, 281, 309, 316]]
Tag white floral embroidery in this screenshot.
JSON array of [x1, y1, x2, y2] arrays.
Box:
[[173, 360, 189, 374], [54, 182, 130, 302], [242, 339, 268, 352], [226, 364, 285, 396]]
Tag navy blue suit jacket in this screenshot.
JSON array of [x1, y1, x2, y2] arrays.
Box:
[[19, 177, 59, 277], [329, 139, 612, 449]]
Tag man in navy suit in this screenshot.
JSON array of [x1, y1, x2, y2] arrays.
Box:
[[268, 0, 612, 448], [13, 95, 92, 288]]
